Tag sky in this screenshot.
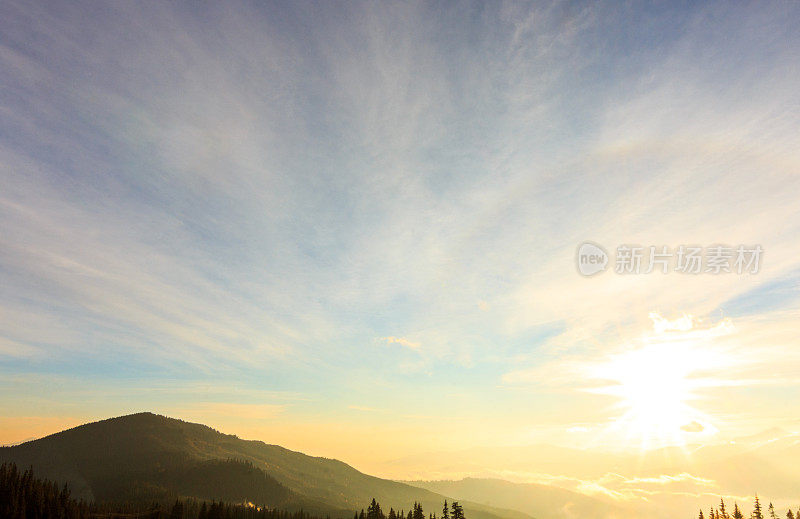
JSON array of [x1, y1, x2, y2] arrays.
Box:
[[1, 0, 800, 490]]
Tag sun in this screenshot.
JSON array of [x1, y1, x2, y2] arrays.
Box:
[[586, 315, 728, 450], [593, 345, 697, 445]]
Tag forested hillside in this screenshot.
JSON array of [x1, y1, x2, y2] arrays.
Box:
[[0, 414, 525, 519], [0, 462, 462, 519]]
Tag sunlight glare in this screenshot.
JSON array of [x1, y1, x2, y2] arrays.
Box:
[[586, 314, 731, 450]]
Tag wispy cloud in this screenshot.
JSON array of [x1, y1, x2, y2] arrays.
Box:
[[378, 336, 421, 350], [0, 3, 799, 500]]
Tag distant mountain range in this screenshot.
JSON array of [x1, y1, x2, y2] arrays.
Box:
[[404, 478, 625, 519], [390, 430, 800, 519], [0, 413, 532, 519]]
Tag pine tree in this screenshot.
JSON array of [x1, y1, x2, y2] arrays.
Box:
[[700, 509, 706, 519], [451, 501, 465, 519], [368, 498, 384, 519], [720, 499, 728, 519], [787, 510, 795, 519], [754, 496, 764, 519], [769, 503, 777, 519], [442, 501, 450, 519], [733, 504, 744, 519]]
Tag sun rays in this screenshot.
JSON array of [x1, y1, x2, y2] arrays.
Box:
[[585, 314, 733, 451]]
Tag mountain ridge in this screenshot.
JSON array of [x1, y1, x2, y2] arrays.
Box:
[[0, 412, 533, 519]]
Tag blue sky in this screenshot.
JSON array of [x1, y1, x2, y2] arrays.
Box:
[[2, 0, 800, 477]]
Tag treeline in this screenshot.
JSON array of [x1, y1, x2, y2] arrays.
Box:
[[0, 461, 90, 519], [700, 497, 799, 519], [0, 462, 462, 519], [353, 498, 465, 519], [0, 462, 319, 519]]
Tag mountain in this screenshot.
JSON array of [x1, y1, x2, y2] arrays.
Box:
[[0, 413, 531, 519], [404, 478, 627, 519]]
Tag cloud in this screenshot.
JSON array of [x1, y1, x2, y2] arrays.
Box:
[[0, 336, 40, 358], [681, 421, 705, 433], [378, 336, 421, 350], [612, 473, 716, 488], [650, 312, 695, 333]]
